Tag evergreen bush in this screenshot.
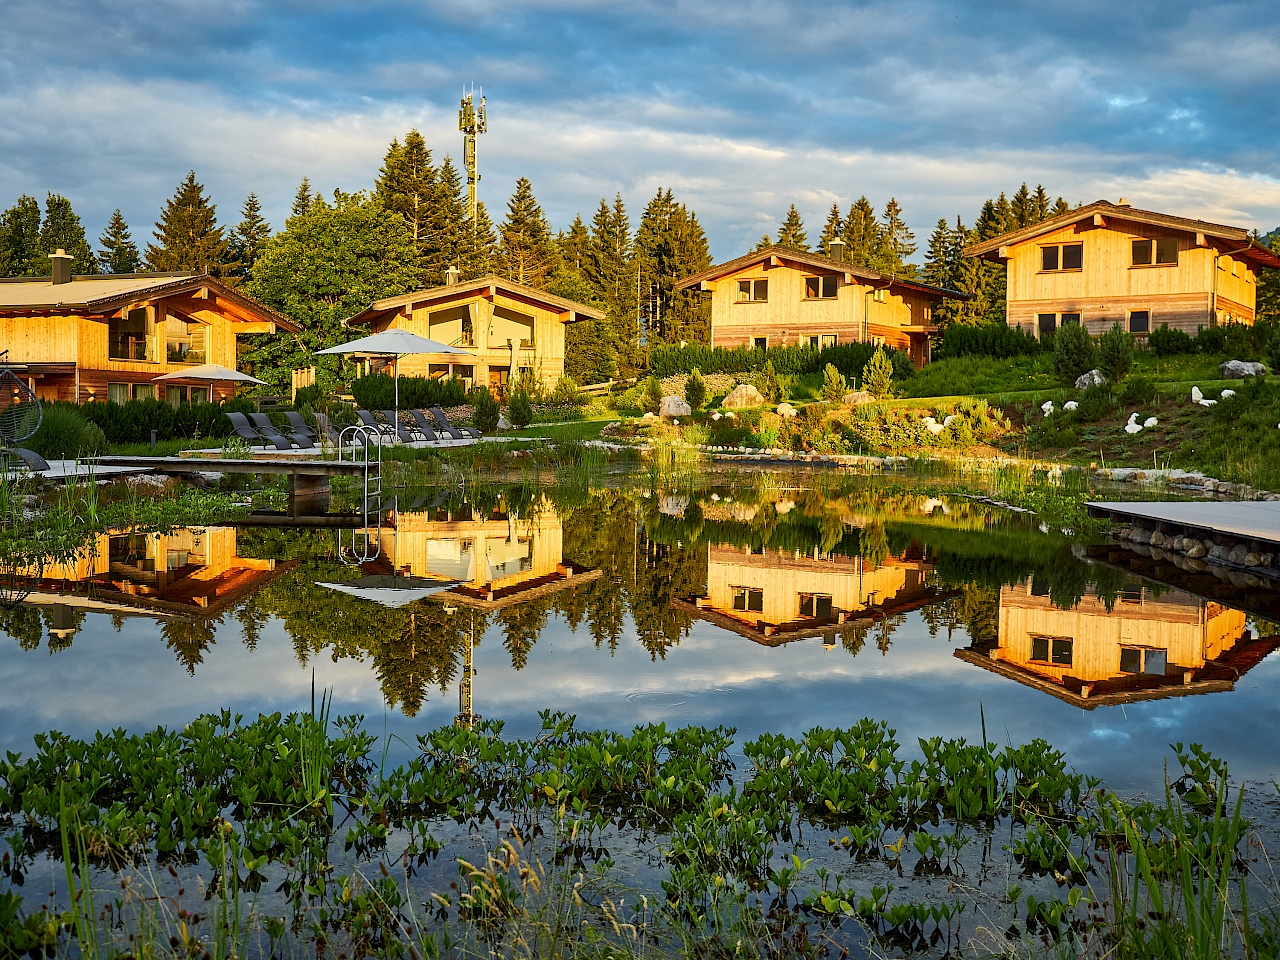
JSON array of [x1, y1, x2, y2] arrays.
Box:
[[350, 373, 468, 411], [1269, 331, 1280, 375], [508, 390, 534, 428], [640, 377, 664, 414], [1052, 323, 1098, 384], [76, 398, 247, 444], [685, 368, 707, 409], [27, 404, 107, 459], [549, 375, 586, 406], [934, 323, 1041, 360], [752, 360, 782, 402], [292, 383, 324, 409], [1098, 323, 1134, 382], [471, 388, 500, 433], [1148, 323, 1194, 356], [648, 341, 912, 382], [861, 347, 894, 398], [821, 363, 848, 401]]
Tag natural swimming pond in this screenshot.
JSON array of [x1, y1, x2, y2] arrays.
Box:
[[3, 472, 1279, 956]]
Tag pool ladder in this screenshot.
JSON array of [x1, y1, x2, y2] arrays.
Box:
[[337, 424, 385, 564]]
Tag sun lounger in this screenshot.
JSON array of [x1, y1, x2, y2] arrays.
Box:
[[357, 409, 402, 443], [226, 412, 293, 451], [429, 406, 482, 440], [379, 410, 421, 444], [408, 409, 443, 443], [284, 411, 317, 440], [315, 413, 375, 448], [1, 446, 50, 473], [250, 412, 314, 449]]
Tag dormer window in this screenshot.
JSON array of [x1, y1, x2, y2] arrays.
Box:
[[804, 275, 837, 299], [737, 279, 768, 302], [1132, 238, 1177, 266], [1041, 243, 1083, 272]]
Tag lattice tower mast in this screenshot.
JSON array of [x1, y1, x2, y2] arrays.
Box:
[[458, 87, 487, 233]]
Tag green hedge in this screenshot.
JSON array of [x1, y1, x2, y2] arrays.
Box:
[[350, 373, 469, 411], [649, 342, 913, 382], [75, 398, 254, 444], [933, 323, 1042, 360]]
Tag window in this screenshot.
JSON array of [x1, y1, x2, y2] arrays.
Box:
[[1120, 647, 1168, 676], [1041, 243, 1083, 272], [799, 593, 832, 618], [132, 383, 155, 401], [1030, 636, 1072, 666], [1060, 313, 1081, 326], [737, 278, 768, 302], [821, 334, 837, 348], [165, 385, 187, 405], [1132, 237, 1177, 266], [107, 382, 130, 404], [753, 337, 767, 350], [165, 312, 206, 364], [190, 387, 209, 404], [1038, 313, 1057, 336], [1128, 310, 1150, 334], [731, 587, 764, 613], [109, 307, 153, 361], [804, 275, 837, 299]]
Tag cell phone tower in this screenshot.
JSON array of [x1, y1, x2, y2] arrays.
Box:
[[458, 86, 487, 232]]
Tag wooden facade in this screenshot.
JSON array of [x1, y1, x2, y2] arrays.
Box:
[[676, 246, 966, 369], [0, 271, 297, 403], [963, 200, 1280, 339], [345, 276, 604, 395]]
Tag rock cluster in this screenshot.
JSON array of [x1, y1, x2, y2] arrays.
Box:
[[1112, 525, 1275, 585]]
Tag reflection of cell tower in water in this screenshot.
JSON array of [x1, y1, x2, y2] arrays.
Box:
[[0, 351, 42, 445], [458, 86, 486, 232]]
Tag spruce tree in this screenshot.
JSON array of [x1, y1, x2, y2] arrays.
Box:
[[775, 204, 809, 251], [754, 234, 772, 251], [818, 203, 843, 256], [146, 171, 233, 276], [634, 188, 711, 346], [375, 130, 436, 281], [559, 215, 591, 270], [841, 197, 883, 270], [0, 195, 43, 276], [880, 198, 916, 276], [1011, 183, 1034, 227], [98, 209, 141, 274], [586, 194, 635, 371], [922, 218, 956, 291], [463, 198, 500, 279], [1257, 231, 1280, 325], [292, 177, 315, 218], [498, 177, 558, 288], [40, 194, 97, 274], [229, 193, 271, 280]]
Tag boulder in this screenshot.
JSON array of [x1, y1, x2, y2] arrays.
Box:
[[776, 402, 798, 418], [722, 383, 765, 409], [497, 414, 513, 431], [1220, 360, 1267, 379], [641, 411, 658, 422], [842, 390, 877, 406], [1075, 369, 1106, 389], [660, 395, 692, 419]]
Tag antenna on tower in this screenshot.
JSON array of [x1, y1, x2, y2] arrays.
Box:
[[459, 85, 487, 234]]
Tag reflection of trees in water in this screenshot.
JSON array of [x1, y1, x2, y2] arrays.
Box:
[[859, 521, 890, 571], [1, 605, 44, 650], [233, 599, 269, 651], [922, 585, 1000, 646], [557, 490, 632, 653], [161, 618, 218, 674], [370, 605, 474, 717], [497, 596, 552, 671], [840, 623, 869, 657]]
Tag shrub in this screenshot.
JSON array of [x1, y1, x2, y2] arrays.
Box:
[[935, 323, 1041, 360], [1223, 321, 1254, 359], [27, 404, 107, 459], [76, 398, 245, 444], [647, 340, 912, 382], [350, 373, 468, 411], [1098, 323, 1134, 382], [861, 347, 894, 398], [508, 389, 534, 428], [292, 383, 324, 410], [509, 368, 544, 402], [549, 375, 586, 406], [1269, 331, 1280, 375], [1194, 324, 1226, 354], [1077, 384, 1120, 420], [1052, 323, 1098, 384], [751, 361, 781, 402], [821, 363, 848, 401], [471, 388, 500, 432], [685, 368, 707, 409], [1148, 323, 1194, 356], [640, 377, 664, 414], [1117, 375, 1158, 406]]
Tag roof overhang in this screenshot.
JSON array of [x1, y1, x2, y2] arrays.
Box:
[[346, 275, 606, 328]]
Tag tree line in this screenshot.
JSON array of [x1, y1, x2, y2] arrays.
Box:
[[4, 147, 1278, 389]]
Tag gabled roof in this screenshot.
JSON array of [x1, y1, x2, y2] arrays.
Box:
[[963, 200, 1280, 270], [0, 272, 301, 331], [674, 244, 971, 301], [346, 275, 606, 328]]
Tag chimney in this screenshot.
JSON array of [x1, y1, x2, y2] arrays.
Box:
[[49, 248, 72, 285], [1117, 197, 1131, 207], [828, 237, 847, 262], [445, 265, 460, 285]]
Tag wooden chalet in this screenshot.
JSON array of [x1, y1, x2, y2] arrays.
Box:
[[674, 243, 969, 368], [344, 273, 605, 395], [954, 580, 1279, 708], [0, 254, 298, 403], [963, 199, 1280, 339]]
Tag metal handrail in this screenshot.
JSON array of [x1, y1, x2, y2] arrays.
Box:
[[337, 424, 384, 564]]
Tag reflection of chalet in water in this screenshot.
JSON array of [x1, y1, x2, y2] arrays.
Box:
[[955, 579, 1279, 708], [20, 528, 283, 627], [677, 542, 945, 645], [373, 498, 599, 611]]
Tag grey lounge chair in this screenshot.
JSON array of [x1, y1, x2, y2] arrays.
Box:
[[250, 412, 314, 449], [315, 413, 372, 448], [226, 412, 292, 451], [408, 409, 443, 443], [1, 446, 49, 473], [430, 406, 482, 440], [380, 410, 420, 444], [284, 411, 317, 440], [357, 409, 400, 443]]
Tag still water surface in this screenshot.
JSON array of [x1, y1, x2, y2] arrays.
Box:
[[3, 478, 1278, 797]]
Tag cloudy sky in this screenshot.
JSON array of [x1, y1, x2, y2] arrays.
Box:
[[2, 0, 1278, 261]]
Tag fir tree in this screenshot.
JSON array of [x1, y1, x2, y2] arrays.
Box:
[[498, 177, 558, 288], [1011, 183, 1034, 227], [40, 194, 97, 274], [818, 203, 843, 256], [922, 218, 956, 291], [840, 197, 883, 270], [754, 233, 772, 251], [98, 209, 141, 274], [775, 204, 809, 251], [292, 177, 315, 218], [559, 214, 591, 271], [0, 195, 43, 277], [146, 171, 233, 276], [585, 194, 635, 372], [464, 198, 500, 279], [229, 193, 271, 280], [634, 188, 711, 346], [375, 130, 436, 281], [880, 198, 916, 276], [1257, 231, 1280, 325]]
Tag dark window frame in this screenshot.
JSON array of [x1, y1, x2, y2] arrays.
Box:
[[1040, 242, 1084, 273], [804, 275, 838, 299], [737, 278, 769, 302]]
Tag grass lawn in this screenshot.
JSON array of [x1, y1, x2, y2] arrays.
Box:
[[106, 438, 220, 457], [506, 419, 613, 442]]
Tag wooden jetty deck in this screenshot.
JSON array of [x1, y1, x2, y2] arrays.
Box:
[[1086, 501, 1280, 550]]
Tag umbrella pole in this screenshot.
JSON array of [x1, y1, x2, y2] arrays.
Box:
[[394, 354, 399, 434]]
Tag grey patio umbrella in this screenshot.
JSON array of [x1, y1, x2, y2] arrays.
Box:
[[316, 574, 462, 608], [153, 363, 266, 402], [314, 329, 472, 421]]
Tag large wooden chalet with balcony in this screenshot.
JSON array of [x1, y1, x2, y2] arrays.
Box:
[[963, 199, 1280, 339], [675, 242, 969, 368], [0, 252, 298, 404]]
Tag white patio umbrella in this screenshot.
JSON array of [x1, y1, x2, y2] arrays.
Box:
[[314, 329, 472, 420], [316, 574, 462, 608], [153, 363, 266, 402]]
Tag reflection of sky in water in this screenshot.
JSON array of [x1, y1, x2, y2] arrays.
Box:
[[3, 602, 1278, 797]]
